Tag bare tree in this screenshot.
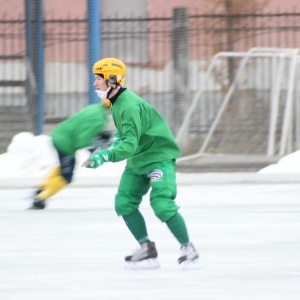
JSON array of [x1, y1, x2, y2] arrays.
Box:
[[201, 0, 269, 86], [206, 0, 269, 52]]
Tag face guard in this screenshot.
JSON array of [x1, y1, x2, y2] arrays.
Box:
[[95, 87, 111, 100]]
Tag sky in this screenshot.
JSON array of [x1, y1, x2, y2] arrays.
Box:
[[0, 132, 300, 299]]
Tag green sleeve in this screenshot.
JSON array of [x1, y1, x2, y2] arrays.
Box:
[[110, 131, 122, 149], [110, 107, 141, 161]]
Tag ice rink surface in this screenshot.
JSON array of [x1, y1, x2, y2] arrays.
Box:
[[1, 183, 300, 300]]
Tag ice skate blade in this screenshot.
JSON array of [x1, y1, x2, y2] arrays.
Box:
[[28, 201, 46, 210], [124, 258, 160, 270], [28, 205, 45, 210], [179, 258, 200, 270]]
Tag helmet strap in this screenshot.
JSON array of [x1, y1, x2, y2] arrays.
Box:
[[105, 79, 119, 89]]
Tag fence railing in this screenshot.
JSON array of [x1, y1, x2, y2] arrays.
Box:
[[1, 10, 300, 154]]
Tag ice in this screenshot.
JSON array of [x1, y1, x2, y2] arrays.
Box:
[[0, 184, 300, 299]]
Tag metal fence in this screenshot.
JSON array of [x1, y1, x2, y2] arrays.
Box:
[[1, 10, 300, 154]]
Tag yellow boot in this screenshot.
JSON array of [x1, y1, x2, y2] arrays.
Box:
[[32, 168, 68, 209], [38, 166, 61, 190], [36, 175, 68, 201]]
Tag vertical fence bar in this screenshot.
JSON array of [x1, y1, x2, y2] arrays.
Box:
[[88, 0, 100, 104], [35, 0, 44, 134], [27, 0, 44, 134], [25, 0, 33, 61], [173, 7, 189, 134]]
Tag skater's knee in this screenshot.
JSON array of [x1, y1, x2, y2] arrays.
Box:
[[61, 173, 73, 183], [58, 153, 75, 183], [150, 198, 179, 222], [115, 194, 138, 216]]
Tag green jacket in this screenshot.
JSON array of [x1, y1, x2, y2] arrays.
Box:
[[110, 89, 181, 168], [51, 104, 108, 156]]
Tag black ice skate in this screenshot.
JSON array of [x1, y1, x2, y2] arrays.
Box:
[[178, 242, 199, 265], [30, 198, 46, 209], [124, 241, 160, 269], [29, 189, 46, 210]]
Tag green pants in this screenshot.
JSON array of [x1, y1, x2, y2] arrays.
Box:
[[115, 159, 179, 222]]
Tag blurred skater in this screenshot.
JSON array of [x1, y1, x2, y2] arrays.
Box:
[[31, 99, 112, 209]]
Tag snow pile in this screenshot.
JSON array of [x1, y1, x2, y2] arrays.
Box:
[[0, 132, 58, 179], [258, 150, 300, 174], [0, 132, 125, 179], [0, 131, 300, 179]]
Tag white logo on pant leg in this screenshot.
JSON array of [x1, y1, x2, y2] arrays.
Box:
[[147, 169, 163, 182], [102, 154, 109, 161]]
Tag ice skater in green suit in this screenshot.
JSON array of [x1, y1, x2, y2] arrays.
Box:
[[85, 57, 199, 268]]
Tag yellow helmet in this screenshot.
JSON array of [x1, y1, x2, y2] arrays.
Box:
[[93, 58, 126, 85]]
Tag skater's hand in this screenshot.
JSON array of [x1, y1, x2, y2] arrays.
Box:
[[84, 149, 112, 168]]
